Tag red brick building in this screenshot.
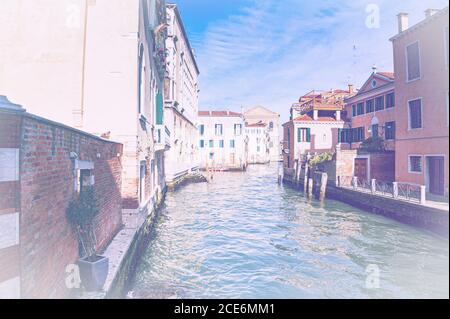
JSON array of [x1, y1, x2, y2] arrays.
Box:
[[0, 96, 123, 298]]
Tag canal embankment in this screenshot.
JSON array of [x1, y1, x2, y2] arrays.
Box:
[[283, 173, 449, 238], [81, 189, 167, 299]]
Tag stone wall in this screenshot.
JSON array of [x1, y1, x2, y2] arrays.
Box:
[[321, 149, 357, 185]]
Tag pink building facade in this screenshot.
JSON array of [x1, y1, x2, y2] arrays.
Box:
[[341, 71, 396, 182], [391, 7, 449, 197]]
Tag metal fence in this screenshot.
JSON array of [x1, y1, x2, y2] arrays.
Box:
[[375, 180, 394, 197], [337, 176, 426, 205], [397, 182, 422, 203]]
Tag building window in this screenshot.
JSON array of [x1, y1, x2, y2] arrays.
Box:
[[79, 169, 94, 193], [371, 80, 377, 88], [209, 153, 214, 160], [199, 140, 205, 148], [357, 102, 364, 115], [409, 156, 422, 173], [408, 99, 422, 129], [351, 127, 365, 142], [138, 45, 145, 115], [338, 128, 351, 143], [366, 99, 374, 113], [234, 124, 242, 136], [375, 96, 384, 111], [209, 140, 214, 148], [215, 124, 223, 136], [297, 128, 311, 142], [386, 93, 395, 108], [406, 41, 421, 82], [156, 91, 164, 125], [352, 104, 357, 117], [385, 121, 396, 140], [219, 140, 224, 148], [269, 122, 274, 131], [199, 125, 205, 136], [230, 140, 235, 148], [371, 124, 378, 137], [257, 146, 261, 153]]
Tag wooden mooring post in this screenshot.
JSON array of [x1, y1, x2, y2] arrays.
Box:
[[303, 163, 309, 194], [307, 177, 314, 198], [318, 172, 328, 202]]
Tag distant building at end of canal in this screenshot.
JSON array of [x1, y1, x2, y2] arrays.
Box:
[[243, 106, 282, 163], [198, 111, 248, 171]]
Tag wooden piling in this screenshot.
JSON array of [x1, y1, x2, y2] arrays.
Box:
[[308, 177, 314, 198], [303, 163, 309, 193], [319, 173, 328, 201]]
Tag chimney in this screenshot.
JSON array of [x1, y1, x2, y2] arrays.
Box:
[[397, 13, 409, 33], [348, 84, 354, 94], [425, 9, 439, 18]]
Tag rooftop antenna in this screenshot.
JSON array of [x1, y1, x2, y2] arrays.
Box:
[[347, 44, 358, 85]]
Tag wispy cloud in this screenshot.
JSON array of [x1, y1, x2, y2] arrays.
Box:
[[193, 0, 448, 122]]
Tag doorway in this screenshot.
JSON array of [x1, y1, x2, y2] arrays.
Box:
[[355, 158, 369, 182], [427, 156, 445, 196]]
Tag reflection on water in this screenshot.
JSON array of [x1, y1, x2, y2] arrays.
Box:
[[131, 163, 449, 299]]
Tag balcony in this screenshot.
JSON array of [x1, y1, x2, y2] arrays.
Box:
[[154, 125, 171, 152]]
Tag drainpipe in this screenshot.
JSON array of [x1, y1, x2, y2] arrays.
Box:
[[75, 0, 90, 129]]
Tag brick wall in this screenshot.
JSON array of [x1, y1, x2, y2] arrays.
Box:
[[1, 107, 123, 299]]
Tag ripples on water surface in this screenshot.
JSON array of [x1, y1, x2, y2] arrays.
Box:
[[131, 164, 449, 299]]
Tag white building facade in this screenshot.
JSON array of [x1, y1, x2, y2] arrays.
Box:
[[245, 123, 270, 164], [0, 0, 169, 210], [243, 106, 281, 162], [198, 111, 248, 170], [163, 4, 200, 189]]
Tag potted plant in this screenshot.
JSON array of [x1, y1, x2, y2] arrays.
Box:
[[66, 186, 109, 291]]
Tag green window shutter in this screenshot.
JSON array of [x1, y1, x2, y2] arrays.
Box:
[[306, 128, 311, 142], [156, 91, 163, 125], [338, 129, 342, 143], [297, 128, 301, 142]]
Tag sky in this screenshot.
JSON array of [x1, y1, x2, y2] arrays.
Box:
[[173, 0, 449, 123]]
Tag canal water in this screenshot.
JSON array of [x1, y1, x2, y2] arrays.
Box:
[[130, 164, 449, 299]]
